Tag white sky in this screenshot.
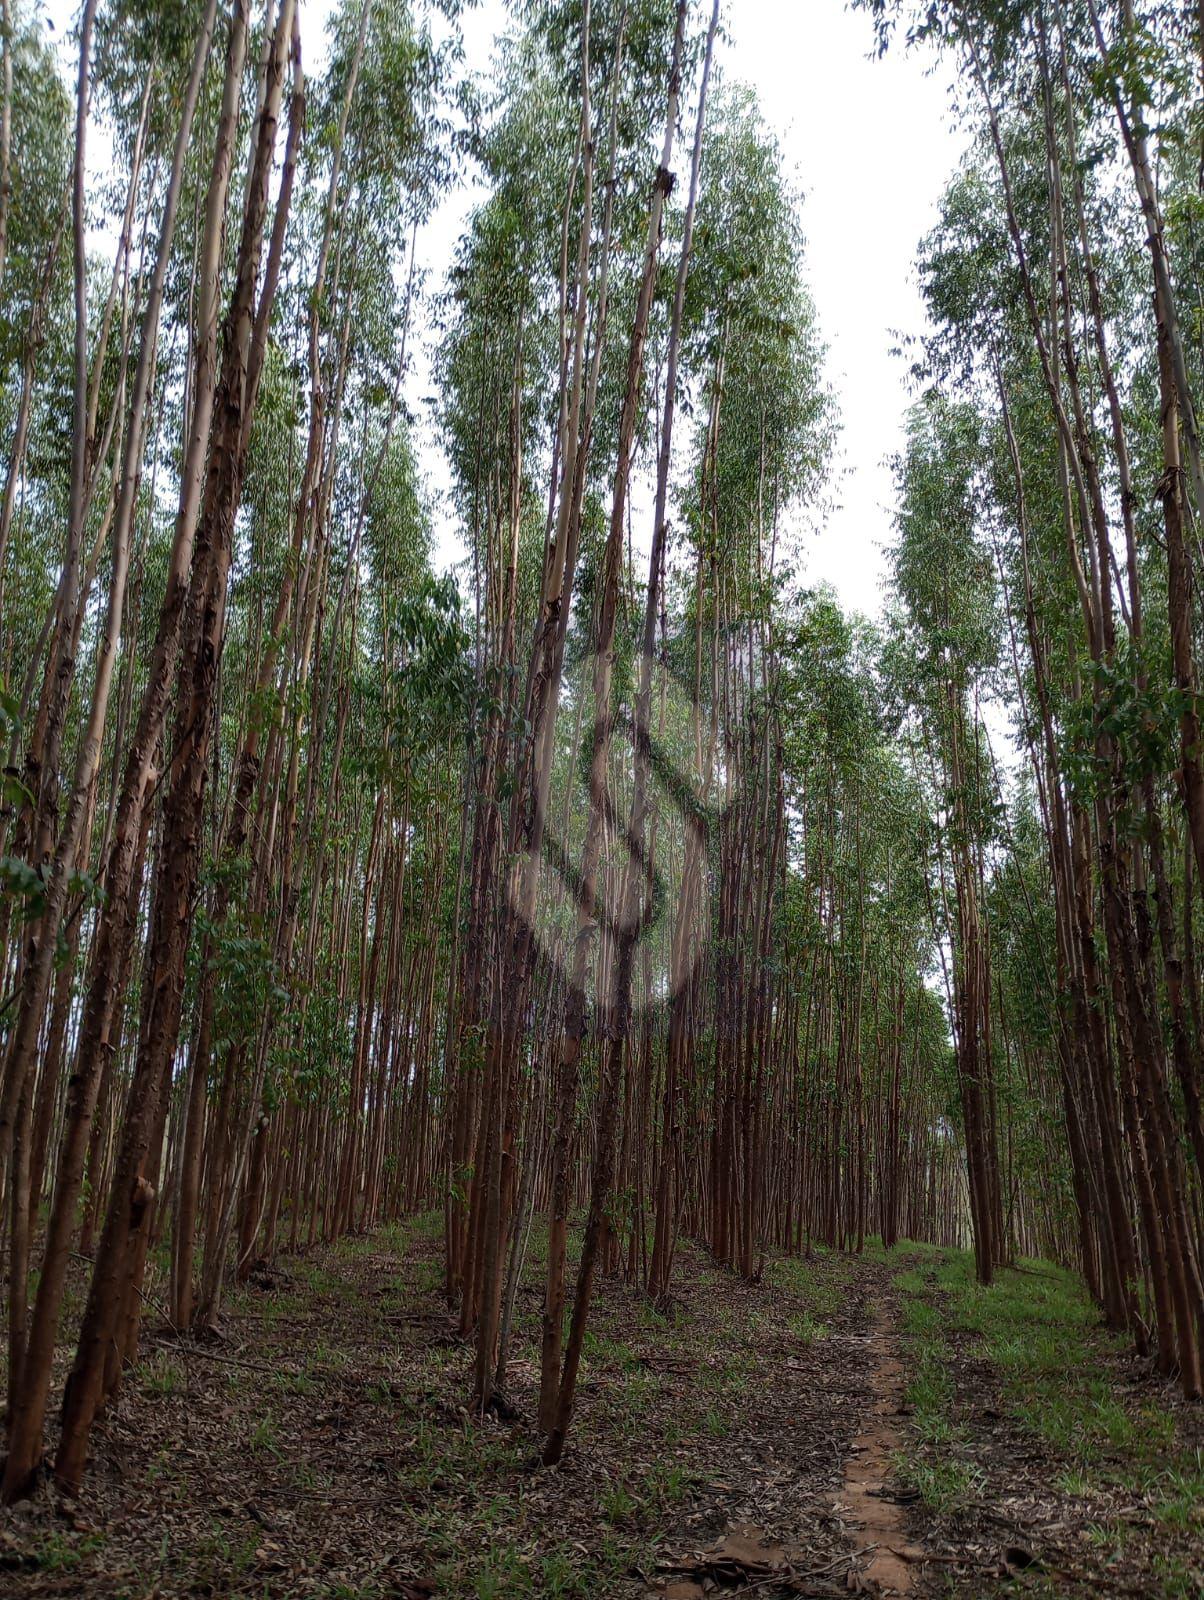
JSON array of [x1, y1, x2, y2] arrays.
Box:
[[731, 1, 961, 619], [408, 0, 964, 620]]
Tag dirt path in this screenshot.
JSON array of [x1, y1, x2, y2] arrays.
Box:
[[647, 1265, 925, 1599], [831, 1301, 922, 1596]]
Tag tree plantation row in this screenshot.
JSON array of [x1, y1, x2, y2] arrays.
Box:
[[1, 0, 1203, 1512]]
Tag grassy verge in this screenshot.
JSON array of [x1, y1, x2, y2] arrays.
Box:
[[892, 1247, 1204, 1595], [890, 1255, 980, 1511]]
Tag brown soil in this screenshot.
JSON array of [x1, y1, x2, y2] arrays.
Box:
[[831, 1303, 922, 1595]]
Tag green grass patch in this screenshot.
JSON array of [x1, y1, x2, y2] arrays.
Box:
[[893, 1245, 1197, 1552]]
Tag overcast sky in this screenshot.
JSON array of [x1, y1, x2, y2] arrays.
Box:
[[409, 0, 964, 620], [730, 1, 961, 619]]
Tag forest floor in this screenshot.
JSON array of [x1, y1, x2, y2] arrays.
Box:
[[3, 1215, 1203, 1599]]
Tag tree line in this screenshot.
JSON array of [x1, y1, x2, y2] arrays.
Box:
[[0, 0, 1201, 1501]]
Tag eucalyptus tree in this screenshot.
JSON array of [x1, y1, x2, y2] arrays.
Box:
[[169, 0, 451, 1335], [0, 3, 69, 615], [863, 0, 1204, 1387], [667, 84, 832, 1286], [46, 0, 304, 1494], [433, 0, 701, 1420], [434, 47, 566, 1323], [889, 393, 1004, 1284], [774, 598, 932, 1258], [1, 0, 252, 1498], [7, 0, 1181, 1511], [540, 0, 720, 1465]]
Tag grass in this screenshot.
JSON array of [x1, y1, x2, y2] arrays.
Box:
[[765, 1247, 853, 1323], [906, 1250, 1176, 1474], [905, 1453, 978, 1511], [142, 1350, 187, 1396], [32, 1211, 1198, 1599], [703, 1405, 729, 1437], [249, 1409, 281, 1456], [890, 1259, 975, 1509], [270, 1365, 318, 1396], [790, 1310, 829, 1345], [892, 1243, 1204, 1571], [25, 1532, 105, 1573]]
